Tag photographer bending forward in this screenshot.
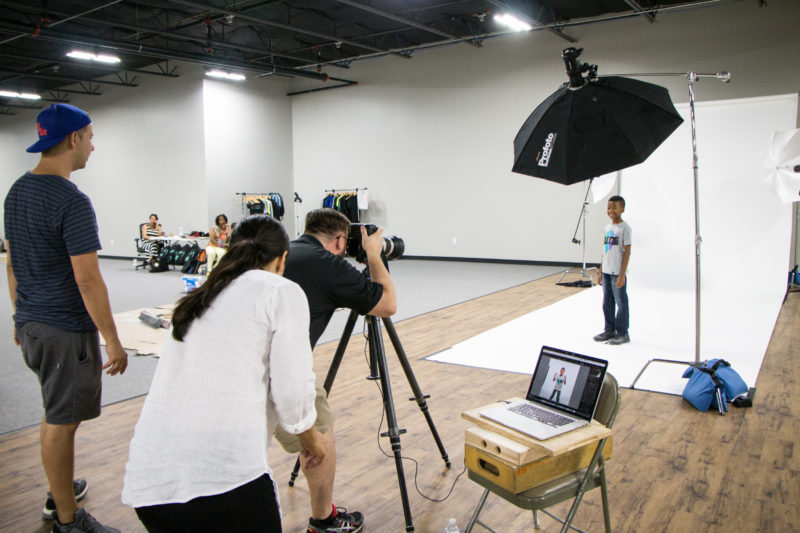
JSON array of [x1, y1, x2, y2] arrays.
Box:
[[123, 216, 325, 532], [278, 208, 397, 533]]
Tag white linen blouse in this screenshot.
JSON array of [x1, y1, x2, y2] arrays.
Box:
[[122, 269, 317, 507]]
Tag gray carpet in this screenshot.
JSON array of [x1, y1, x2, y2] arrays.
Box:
[[0, 257, 563, 434]]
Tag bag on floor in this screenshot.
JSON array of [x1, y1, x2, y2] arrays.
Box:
[[150, 246, 170, 272], [681, 359, 748, 413]]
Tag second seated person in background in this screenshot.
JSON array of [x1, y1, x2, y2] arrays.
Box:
[[205, 213, 230, 274], [275, 207, 397, 533], [140, 213, 164, 265], [122, 215, 326, 533]]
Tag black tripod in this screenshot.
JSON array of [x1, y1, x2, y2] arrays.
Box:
[[288, 308, 451, 532]]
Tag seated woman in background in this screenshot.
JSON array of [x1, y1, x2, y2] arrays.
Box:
[[140, 213, 165, 264], [122, 215, 325, 532], [206, 213, 231, 274]]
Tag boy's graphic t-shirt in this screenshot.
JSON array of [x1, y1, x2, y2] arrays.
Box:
[[601, 221, 632, 275]]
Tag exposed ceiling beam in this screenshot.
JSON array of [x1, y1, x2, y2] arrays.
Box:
[[0, 52, 179, 78], [0, 2, 314, 67], [485, 0, 577, 43], [0, 100, 45, 110], [331, 0, 481, 48], [0, 68, 138, 87], [165, 0, 408, 59], [623, 0, 658, 22], [0, 0, 124, 46]]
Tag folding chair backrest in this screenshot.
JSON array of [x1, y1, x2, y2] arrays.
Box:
[[593, 373, 620, 430]]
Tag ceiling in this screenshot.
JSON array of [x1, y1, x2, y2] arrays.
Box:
[[0, 0, 759, 113]]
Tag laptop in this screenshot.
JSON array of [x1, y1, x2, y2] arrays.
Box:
[[480, 346, 608, 440]]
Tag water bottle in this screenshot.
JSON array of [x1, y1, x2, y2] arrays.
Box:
[[443, 518, 461, 533], [178, 226, 184, 237]]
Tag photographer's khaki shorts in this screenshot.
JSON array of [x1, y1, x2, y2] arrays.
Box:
[[274, 383, 334, 453]]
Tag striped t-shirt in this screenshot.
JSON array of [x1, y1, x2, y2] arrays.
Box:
[[4, 172, 101, 332]]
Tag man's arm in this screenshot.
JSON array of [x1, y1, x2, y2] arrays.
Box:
[[70, 252, 127, 375], [6, 242, 19, 345], [361, 226, 397, 317]]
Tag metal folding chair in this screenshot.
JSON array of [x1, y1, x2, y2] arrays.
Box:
[[465, 373, 620, 533]]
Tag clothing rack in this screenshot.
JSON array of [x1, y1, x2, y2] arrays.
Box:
[[236, 192, 285, 221], [324, 187, 367, 193], [322, 188, 368, 223]]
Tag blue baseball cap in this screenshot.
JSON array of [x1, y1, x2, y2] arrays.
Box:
[[26, 103, 92, 153]]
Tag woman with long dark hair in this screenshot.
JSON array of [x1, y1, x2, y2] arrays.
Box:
[[122, 215, 325, 532]]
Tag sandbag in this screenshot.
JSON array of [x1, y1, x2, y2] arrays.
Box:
[[682, 359, 748, 413]]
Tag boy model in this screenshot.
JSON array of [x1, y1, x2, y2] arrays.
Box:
[[594, 195, 632, 345]]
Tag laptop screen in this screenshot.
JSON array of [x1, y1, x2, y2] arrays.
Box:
[[525, 346, 608, 421]]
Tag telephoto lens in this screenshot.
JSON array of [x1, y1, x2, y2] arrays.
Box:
[[347, 223, 404, 263]]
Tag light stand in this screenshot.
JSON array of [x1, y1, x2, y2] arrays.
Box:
[[286, 270, 451, 532], [625, 70, 731, 408], [557, 178, 598, 287], [293, 191, 303, 239]]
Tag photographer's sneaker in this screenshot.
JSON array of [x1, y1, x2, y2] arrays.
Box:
[[593, 331, 615, 342], [43, 479, 88, 519], [607, 334, 630, 345], [52, 508, 120, 533], [307, 505, 364, 533]]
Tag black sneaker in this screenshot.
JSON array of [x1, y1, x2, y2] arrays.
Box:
[[43, 479, 89, 520], [52, 508, 120, 533], [307, 506, 364, 533], [593, 331, 615, 342], [607, 334, 630, 345]]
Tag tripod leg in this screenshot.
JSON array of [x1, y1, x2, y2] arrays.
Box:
[[382, 317, 451, 468], [369, 317, 415, 532], [288, 310, 360, 487]]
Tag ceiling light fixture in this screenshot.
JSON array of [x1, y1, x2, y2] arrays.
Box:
[[494, 13, 532, 32], [67, 50, 121, 63], [206, 69, 246, 81], [0, 90, 42, 100]]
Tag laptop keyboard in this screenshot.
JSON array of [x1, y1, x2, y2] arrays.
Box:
[[509, 403, 573, 427]]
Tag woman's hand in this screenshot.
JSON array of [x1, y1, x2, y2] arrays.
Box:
[[297, 427, 327, 469]]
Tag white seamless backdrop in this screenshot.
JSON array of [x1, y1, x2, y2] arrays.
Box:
[[429, 94, 798, 394]]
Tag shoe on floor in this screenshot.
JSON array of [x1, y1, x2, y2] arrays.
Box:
[[593, 331, 615, 342], [307, 506, 364, 533], [43, 479, 88, 520], [607, 334, 630, 345], [52, 508, 120, 533]]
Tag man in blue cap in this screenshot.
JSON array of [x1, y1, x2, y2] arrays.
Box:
[[5, 103, 126, 533]]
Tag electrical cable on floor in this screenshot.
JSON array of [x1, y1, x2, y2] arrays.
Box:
[[360, 332, 467, 503]]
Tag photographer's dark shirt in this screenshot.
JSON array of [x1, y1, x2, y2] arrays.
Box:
[[284, 234, 383, 348]]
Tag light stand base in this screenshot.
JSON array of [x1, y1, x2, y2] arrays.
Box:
[[557, 266, 598, 287]]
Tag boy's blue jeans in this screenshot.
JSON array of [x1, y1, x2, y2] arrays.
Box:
[[602, 273, 629, 336]]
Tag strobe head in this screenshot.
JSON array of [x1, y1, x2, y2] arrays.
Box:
[[346, 223, 405, 263]]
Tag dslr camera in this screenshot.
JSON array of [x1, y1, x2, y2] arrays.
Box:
[[346, 223, 405, 264]]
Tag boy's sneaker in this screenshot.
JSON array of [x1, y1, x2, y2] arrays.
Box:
[[43, 479, 89, 519], [52, 508, 120, 533], [593, 331, 615, 342], [307, 506, 364, 533], [607, 334, 630, 345]]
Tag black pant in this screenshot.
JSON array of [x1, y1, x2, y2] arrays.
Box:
[[135, 474, 281, 532]]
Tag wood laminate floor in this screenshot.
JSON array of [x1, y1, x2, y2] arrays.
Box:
[[1, 274, 798, 532]]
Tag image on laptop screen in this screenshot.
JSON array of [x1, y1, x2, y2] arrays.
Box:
[[526, 346, 608, 421]]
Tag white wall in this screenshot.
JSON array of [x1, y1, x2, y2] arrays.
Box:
[[0, 63, 209, 256], [290, 0, 800, 262], [0, 64, 295, 255], [203, 76, 295, 231]]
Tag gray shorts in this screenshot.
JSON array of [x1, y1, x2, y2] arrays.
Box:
[[274, 382, 335, 453], [19, 322, 102, 425]]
